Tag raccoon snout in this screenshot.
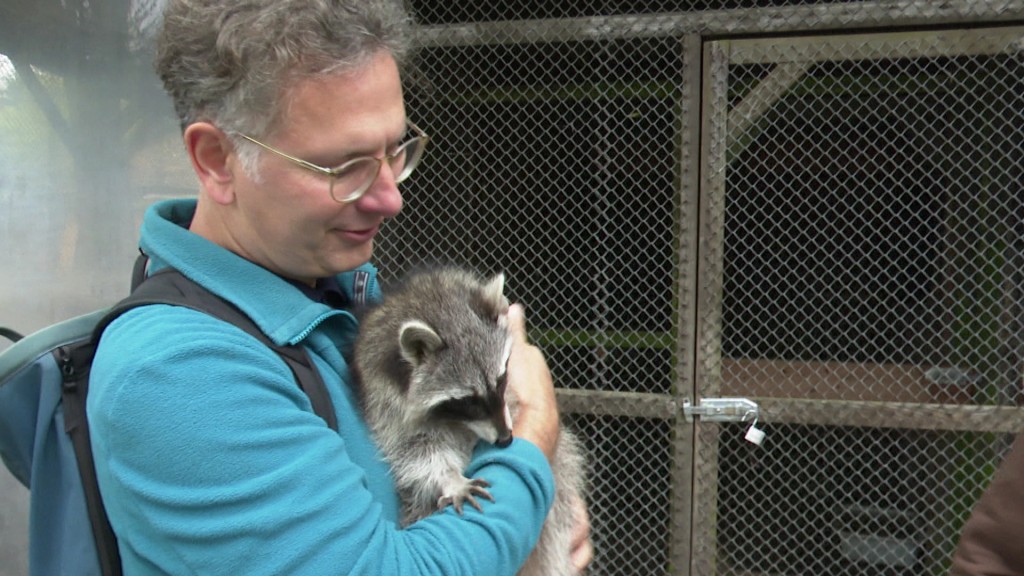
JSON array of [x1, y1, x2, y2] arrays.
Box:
[[495, 431, 513, 448]]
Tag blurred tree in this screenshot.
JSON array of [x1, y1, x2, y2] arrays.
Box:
[[0, 0, 171, 276]]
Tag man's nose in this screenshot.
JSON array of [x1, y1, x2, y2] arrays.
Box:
[[357, 162, 404, 217]]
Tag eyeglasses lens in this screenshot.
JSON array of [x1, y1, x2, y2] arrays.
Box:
[[329, 137, 426, 203]]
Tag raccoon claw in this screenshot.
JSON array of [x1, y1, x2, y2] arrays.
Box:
[[438, 478, 494, 515]]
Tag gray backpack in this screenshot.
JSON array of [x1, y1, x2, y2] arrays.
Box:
[[0, 255, 337, 576]]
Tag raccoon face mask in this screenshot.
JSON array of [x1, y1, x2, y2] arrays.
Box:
[[395, 273, 514, 446]]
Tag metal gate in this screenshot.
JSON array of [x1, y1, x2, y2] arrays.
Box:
[[391, 2, 1024, 574], [697, 26, 1024, 576]]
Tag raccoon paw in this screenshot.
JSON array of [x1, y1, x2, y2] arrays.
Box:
[[437, 477, 494, 515]]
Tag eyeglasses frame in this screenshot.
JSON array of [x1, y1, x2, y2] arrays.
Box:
[[236, 120, 429, 203]]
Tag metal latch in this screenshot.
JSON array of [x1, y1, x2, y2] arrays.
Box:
[[682, 397, 759, 423], [684, 397, 766, 445]]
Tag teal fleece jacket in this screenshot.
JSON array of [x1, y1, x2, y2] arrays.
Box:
[[88, 198, 555, 575]]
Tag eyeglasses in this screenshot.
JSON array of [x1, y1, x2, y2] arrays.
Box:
[[237, 121, 429, 203]]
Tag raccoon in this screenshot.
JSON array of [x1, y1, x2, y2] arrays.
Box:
[[352, 266, 587, 576]]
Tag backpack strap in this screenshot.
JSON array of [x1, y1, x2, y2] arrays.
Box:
[[0, 327, 23, 343], [129, 249, 149, 292], [98, 268, 338, 432], [58, 340, 122, 576], [61, 257, 339, 576]]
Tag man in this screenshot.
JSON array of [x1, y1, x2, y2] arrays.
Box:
[[88, 0, 591, 573]]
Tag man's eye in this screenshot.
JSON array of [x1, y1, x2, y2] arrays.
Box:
[[333, 157, 378, 180]]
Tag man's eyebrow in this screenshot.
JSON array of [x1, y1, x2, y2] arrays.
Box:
[[394, 124, 412, 144], [315, 123, 410, 165]]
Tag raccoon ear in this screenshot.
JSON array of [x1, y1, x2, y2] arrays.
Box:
[[398, 320, 443, 366], [482, 273, 509, 319]]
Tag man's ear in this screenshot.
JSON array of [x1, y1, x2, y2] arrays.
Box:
[[184, 122, 237, 205]]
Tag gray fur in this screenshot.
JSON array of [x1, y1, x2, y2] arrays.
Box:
[[353, 266, 587, 576]]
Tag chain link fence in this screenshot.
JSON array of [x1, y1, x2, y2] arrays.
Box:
[[387, 2, 1024, 574]]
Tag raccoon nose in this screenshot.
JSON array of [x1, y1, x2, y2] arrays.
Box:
[[495, 431, 514, 448]]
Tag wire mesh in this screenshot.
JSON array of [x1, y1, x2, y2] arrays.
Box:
[[384, 2, 1024, 575], [702, 25, 1024, 576]]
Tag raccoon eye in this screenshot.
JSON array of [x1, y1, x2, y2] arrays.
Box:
[[430, 396, 490, 422]]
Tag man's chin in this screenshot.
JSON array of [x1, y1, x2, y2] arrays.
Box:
[[327, 242, 374, 274]]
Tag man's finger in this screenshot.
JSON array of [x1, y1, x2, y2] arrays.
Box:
[[569, 494, 594, 573], [506, 302, 527, 344]]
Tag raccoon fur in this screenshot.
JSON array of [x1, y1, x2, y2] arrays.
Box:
[[352, 266, 587, 576]]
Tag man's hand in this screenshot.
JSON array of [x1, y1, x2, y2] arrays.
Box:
[[507, 304, 592, 573], [570, 494, 594, 574], [505, 303, 560, 461]]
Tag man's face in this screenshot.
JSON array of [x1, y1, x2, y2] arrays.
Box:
[[225, 51, 407, 284]]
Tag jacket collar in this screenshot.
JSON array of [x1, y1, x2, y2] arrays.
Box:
[[137, 198, 379, 346]]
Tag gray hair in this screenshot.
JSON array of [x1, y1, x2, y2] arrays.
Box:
[[155, 0, 412, 147]]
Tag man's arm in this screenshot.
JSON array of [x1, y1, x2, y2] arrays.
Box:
[[89, 305, 555, 576], [950, 435, 1024, 576]]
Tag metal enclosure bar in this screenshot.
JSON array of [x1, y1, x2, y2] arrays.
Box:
[[414, 1, 1024, 48]]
